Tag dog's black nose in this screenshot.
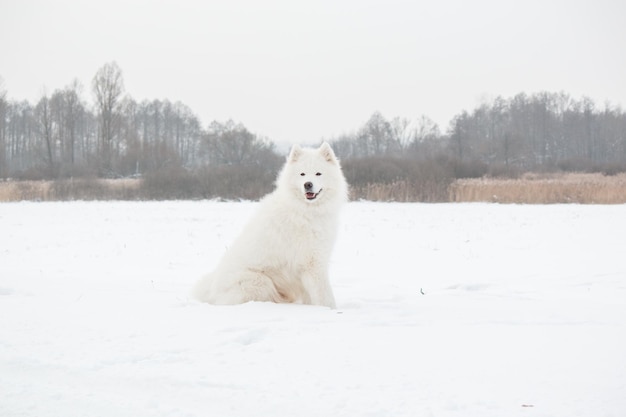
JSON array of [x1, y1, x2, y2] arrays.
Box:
[[304, 182, 313, 190]]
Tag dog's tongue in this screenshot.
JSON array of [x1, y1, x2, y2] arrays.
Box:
[[306, 192, 316, 199]]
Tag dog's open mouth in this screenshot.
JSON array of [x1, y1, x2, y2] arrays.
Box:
[[305, 190, 321, 200]]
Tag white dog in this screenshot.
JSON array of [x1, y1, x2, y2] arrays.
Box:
[[193, 142, 348, 308]]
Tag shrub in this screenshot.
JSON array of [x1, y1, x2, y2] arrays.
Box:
[[342, 156, 454, 202], [195, 164, 279, 200], [141, 167, 201, 200]]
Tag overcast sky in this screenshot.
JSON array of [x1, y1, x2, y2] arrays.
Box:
[[1, 0, 625, 145]]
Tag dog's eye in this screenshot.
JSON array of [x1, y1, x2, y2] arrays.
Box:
[[300, 173, 305, 176], [316, 172, 322, 176]]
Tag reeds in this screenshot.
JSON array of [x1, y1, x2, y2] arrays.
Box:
[[0, 179, 141, 202], [2, 173, 626, 203], [449, 173, 626, 204], [349, 180, 450, 202]]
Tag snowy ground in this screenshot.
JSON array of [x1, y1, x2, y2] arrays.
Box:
[[1, 201, 625, 417]]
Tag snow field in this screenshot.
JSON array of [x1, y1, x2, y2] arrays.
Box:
[[1, 201, 625, 417]]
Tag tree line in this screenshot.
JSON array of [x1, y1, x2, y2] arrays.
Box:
[[0, 62, 279, 182], [331, 94, 626, 171], [329, 94, 626, 200], [1, 62, 625, 200]]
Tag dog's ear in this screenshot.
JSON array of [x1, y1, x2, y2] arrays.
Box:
[[288, 144, 302, 162], [319, 142, 338, 164]]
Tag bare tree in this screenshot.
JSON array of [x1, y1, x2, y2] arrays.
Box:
[[203, 120, 275, 165], [62, 79, 84, 167], [390, 117, 413, 150], [0, 77, 7, 177], [407, 115, 442, 159], [92, 62, 124, 174], [35, 92, 55, 174], [359, 112, 399, 156], [173, 101, 201, 166]]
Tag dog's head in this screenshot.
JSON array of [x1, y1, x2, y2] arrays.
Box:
[[277, 142, 348, 206]]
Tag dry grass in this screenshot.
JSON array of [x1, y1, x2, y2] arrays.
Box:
[[0, 181, 50, 201], [450, 173, 626, 204], [350, 181, 414, 202], [3, 173, 626, 203], [350, 180, 450, 202], [0, 179, 141, 202]]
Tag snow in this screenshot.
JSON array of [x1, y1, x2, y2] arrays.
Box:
[[1, 201, 625, 417]]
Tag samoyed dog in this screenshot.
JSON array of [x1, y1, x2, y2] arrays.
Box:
[[192, 142, 348, 308]]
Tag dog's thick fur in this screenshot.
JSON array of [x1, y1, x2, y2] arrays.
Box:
[[192, 142, 348, 308]]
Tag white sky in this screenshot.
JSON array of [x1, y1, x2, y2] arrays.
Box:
[[1, 0, 625, 145]]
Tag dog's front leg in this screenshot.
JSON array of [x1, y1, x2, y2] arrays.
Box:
[[301, 267, 336, 309]]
